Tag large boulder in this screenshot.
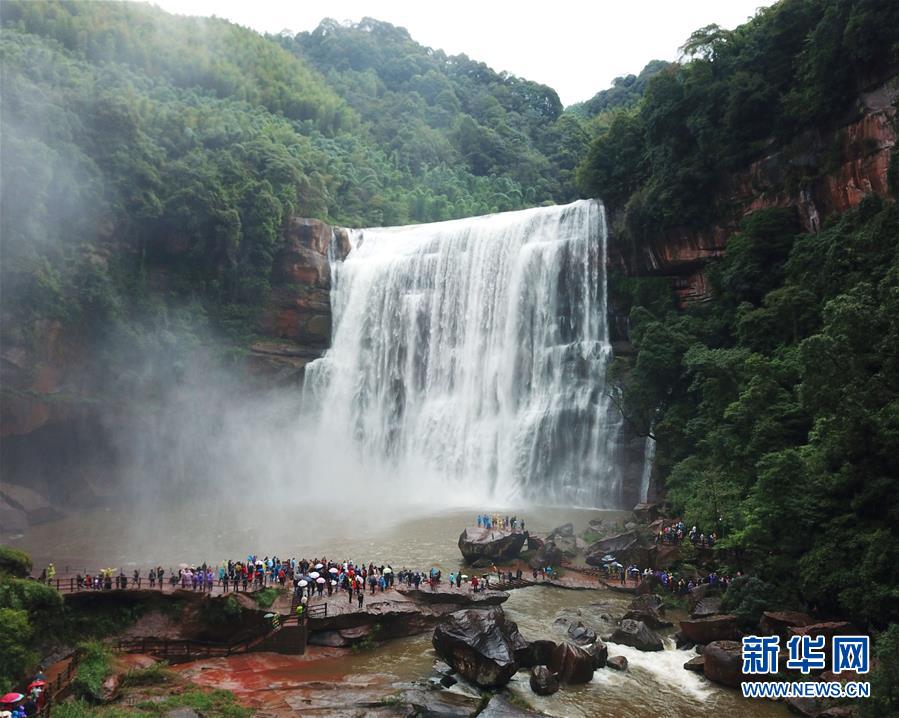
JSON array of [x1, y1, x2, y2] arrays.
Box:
[[702, 640, 744, 688], [529, 666, 559, 696], [632, 503, 662, 523], [584, 639, 608, 669], [690, 597, 723, 619], [526, 534, 545, 551], [609, 619, 664, 652], [587, 531, 638, 557], [432, 607, 519, 687], [528, 540, 563, 569], [759, 611, 815, 638], [624, 594, 672, 629], [548, 523, 575, 539], [458, 528, 526, 564], [646, 544, 681, 570], [516, 639, 558, 669], [566, 621, 597, 645], [679, 615, 740, 644], [548, 642, 595, 684]]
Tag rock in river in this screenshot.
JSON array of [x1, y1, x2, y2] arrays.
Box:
[[679, 615, 740, 644], [607, 655, 628, 671], [702, 640, 743, 688], [609, 619, 664, 652], [459, 527, 526, 564], [548, 642, 595, 684], [529, 666, 560, 696], [432, 607, 520, 688]]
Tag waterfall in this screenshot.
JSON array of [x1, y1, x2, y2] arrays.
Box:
[[304, 199, 625, 507], [640, 435, 656, 503]]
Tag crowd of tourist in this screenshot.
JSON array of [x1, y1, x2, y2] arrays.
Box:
[[655, 521, 718, 547], [475, 513, 524, 531]]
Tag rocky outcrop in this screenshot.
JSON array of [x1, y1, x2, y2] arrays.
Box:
[[624, 594, 672, 629], [702, 640, 744, 688], [759, 611, 815, 638], [679, 615, 740, 644], [584, 639, 608, 669], [611, 78, 898, 306], [608, 619, 664, 652], [253, 218, 350, 380], [548, 642, 595, 684], [458, 528, 526, 564], [683, 655, 705, 673], [431, 607, 520, 687], [528, 540, 563, 569], [566, 621, 597, 646], [529, 666, 559, 696]]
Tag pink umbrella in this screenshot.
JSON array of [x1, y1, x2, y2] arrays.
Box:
[[315, 577, 326, 584], [0, 694, 24, 704]]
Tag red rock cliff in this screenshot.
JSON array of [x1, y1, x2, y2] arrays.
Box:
[[617, 79, 897, 305]]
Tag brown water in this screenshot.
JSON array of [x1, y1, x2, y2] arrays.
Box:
[[13, 503, 788, 717]]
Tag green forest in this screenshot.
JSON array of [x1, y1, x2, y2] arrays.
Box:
[[1, 0, 899, 698]]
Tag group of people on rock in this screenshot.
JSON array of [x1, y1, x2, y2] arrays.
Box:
[[654, 521, 718, 547], [602, 560, 735, 596], [476, 513, 524, 531]]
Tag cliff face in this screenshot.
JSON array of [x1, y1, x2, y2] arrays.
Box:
[[249, 218, 350, 382], [613, 79, 898, 305]]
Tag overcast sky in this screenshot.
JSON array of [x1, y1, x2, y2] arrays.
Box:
[[147, 0, 774, 106]]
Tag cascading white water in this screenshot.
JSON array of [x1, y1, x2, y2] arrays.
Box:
[[304, 199, 625, 506]]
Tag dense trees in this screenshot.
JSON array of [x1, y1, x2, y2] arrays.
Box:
[[578, 0, 899, 239], [0, 1, 586, 358]]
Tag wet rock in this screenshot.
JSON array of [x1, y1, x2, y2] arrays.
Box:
[[459, 528, 526, 564], [526, 534, 545, 551], [529, 666, 560, 696], [785, 696, 827, 717], [646, 544, 681, 569], [679, 615, 740, 644], [759, 611, 815, 638], [623, 595, 672, 629], [675, 632, 696, 651], [516, 639, 558, 669], [548, 642, 595, 684], [632, 502, 662, 523], [584, 639, 608, 669], [439, 674, 457, 688], [702, 640, 743, 688], [787, 622, 857, 649], [683, 655, 705, 673], [566, 621, 597, 645], [606, 655, 628, 671], [432, 607, 519, 688], [480, 694, 547, 717], [585, 531, 638, 563], [433, 660, 454, 676], [689, 597, 723, 619], [403, 688, 484, 717], [609, 619, 664, 652], [548, 523, 574, 539], [553, 535, 579, 558], [818, 708, 855, 718], [528, 540, 563, 569]]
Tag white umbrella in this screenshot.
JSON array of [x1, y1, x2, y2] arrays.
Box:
[[315, 563, 324, 569], [309, 571, 320, 579], [316, 577, 326, 584], [356, 576, 364, 585], [330, 580, 337, 586], [298, 580, 308, 587], [383, 567, 393, 574], [328, 567, 339, 574]]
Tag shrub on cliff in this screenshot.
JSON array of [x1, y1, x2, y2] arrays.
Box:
[[0, 546, 32, 578]]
